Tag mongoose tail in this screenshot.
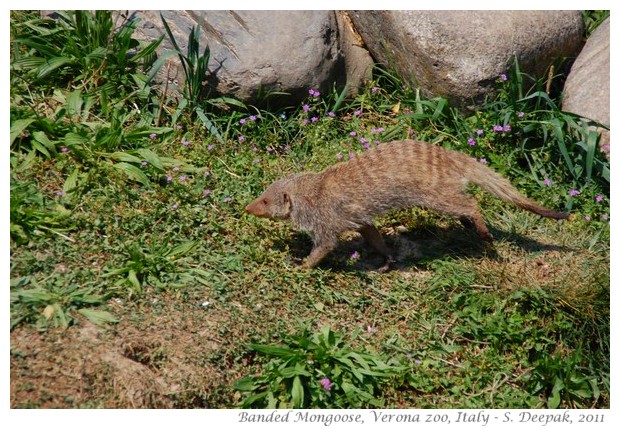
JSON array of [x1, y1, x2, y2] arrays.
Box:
[[466, 162, 570, 220]]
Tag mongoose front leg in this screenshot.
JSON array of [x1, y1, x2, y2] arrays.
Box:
[[358, 225, 394, 273], [302, 238, 338, 269]]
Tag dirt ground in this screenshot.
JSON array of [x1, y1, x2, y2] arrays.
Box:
[[10, 295, 238, 408]]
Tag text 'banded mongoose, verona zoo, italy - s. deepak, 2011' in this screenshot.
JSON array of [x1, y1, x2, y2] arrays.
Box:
[[245, 140, 569, 272]]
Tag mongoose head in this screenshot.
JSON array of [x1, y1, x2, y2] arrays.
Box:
[[245, 178, 293, 220]]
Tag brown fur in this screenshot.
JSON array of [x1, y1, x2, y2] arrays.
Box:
[[245, 140, 568, 271]]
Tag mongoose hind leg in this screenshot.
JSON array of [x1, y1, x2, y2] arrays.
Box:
[[459, 214, 493, 243], [359, 225, 395, 272]]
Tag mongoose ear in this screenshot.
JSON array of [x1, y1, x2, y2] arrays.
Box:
[[283, 192, 292, 214]]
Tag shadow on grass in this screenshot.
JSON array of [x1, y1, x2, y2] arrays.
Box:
[[271, 224, 572, 273]]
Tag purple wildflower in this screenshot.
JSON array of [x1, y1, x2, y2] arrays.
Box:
[[238, 135, 245, 142], [359, 137, 368, 144], [173, 166, 180, 172], [207, 145, 214, 151], [493, 125, 503, 132], [223, 197, 232, 203], [166, 175, 173, 182], [543, 178, 552, 186], [303, 104, 311, 112], [584, 215, 591, 221], [249, 115, 257, 121], [60, 146, 69, 153], [311, 116, 319, 123], [141, 161, 148, 167], [179, 175, 187, 182], [319, 378, 333, 391], [348, 152, 356, 160], [327, 111, 336, 117], [476, 129, 484, 135], [500, 73, 508, 81], [302, 118, 309, 125], [371, 86, 380, 93], [149, 133, 157, 139], [467, 138, 476, 146], [503, 124, 511, 133], [181, 139, 191, 146], [203, 189, 211, 197], [336, 153, 343, 160], [55, 191, 64, 197], [239, 118, 246, 124], [172, 203, 178, 210], [351, 251, 360, 260], [479, 157, 487, 164], [518, 111, 525, 118], [354, 110, 361, 116], [569, 189, 581, 197], [595, 194, 604, 203], [349, 131, 357, 137]]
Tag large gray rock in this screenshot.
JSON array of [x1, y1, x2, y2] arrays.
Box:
[[562, 18, 610, 155], [348, 10, 584, 107], [131, 10, 345, 106]]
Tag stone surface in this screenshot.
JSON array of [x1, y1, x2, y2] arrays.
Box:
[[348, 10, 584, 107], [562, 18, 610, 154], [335, 11, 375, 96], [130, 10, 344, 106]]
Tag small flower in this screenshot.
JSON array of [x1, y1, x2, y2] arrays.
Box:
[[584, 215, 591, 221], [172, 203, 178, 210], [203, 189, 211, 197], [371, 127, 384, 134], [467, 138, 476, 146], [363, 142, 370, 150], [327, 111, 335, 117], [371, 86, 380, 93], [238, 135, 245, 142], [351, 251, 360, 260], [280, 113, 287, 119], [55, 191, 64, 197], [354, 110, 361, 116], [600, 144, 610, 153], [252, 146, 258, 152], [173, 166, 180, 172], [313, 90, 320, 97], [348, 152, 356, 160], [141, 161, 148, 167], [500, 73, 508, 81], [336, 153, 343, 160], [479, 157, 487, 164], [239, 118, 246, 124], [149, 133, 157, 139], [349, 131, 357, 137], [518, 111, 525, 118], [601, 214, 609, 222], [60, 146, 69, 153], [493, 125, 503, 132], [476, 129, 484, 135], [359, 137, 368, 144], [319, 378, 333, 391], [503, 124, 511, 133], [414, 359, 422, 365], [311, 116, 319, 123], [267, 146, 274, 152], [207, 145, 214, 151], [302, 118, 309, 125], [303, 104, 311, 112], [166, 175, 173, 182], [181, 139, 191, 146], [223, 197, 232, 203], [308, 89, 316, 96], [543, 178, 552, 186], [569, 189, 581, 197], [249, 115, 257, 121], [595, 194, 604, 203], [179, 175, 187, 182]]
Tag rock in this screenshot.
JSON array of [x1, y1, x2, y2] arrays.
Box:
[[562, 18, 610, 156], [129, 10, 344, 106], [348, 10, 584, 107], [335, 11, 374, 97]]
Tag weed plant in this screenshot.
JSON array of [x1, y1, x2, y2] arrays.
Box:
[[10, 10, 609, 409]]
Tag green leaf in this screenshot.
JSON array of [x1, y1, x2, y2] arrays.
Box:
[[135, 148, 164, 170], [77, 308, 119, 325], [62, 168, 80, 196], [10, 118, 35, 145], [291, 375, 304, 408], [166, 240, 197, 258], [196, 107, 223, 143], [112, 162, 151, 186]]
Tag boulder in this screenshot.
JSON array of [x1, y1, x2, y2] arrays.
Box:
[[347, 10, 584, 107], [129, 10, 345, 106], [562, 18, 610, 155]]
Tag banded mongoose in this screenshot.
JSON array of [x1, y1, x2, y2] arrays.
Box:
[[245, 140, 568, 271]]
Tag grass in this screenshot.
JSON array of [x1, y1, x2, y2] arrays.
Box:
[[9, 10, 610, 409]]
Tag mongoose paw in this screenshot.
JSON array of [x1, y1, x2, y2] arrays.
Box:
[[376, 256, 395, 273]]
